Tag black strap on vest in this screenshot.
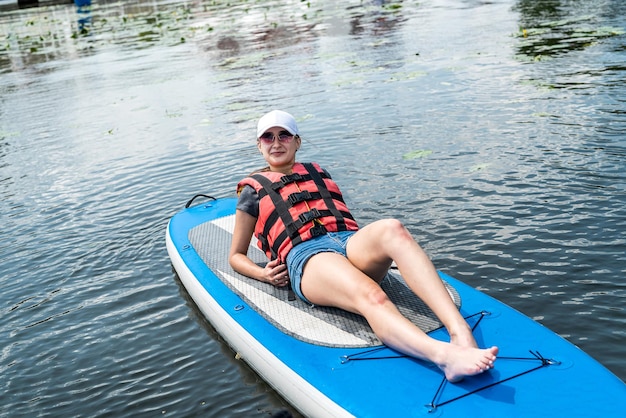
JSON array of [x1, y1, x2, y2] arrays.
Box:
[[251, 164, 355, 260], [303, 163, 349, 232], [252, 174, 294, 260], [255, 170, 332, 197]]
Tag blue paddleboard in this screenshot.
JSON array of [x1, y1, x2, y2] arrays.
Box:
[[166, 196, 625, 417]]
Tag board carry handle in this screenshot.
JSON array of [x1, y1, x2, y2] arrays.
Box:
[[185, 194, 217, 208]]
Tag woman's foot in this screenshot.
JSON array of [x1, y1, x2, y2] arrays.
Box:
[[448, 321, 479, 348], [449, 332, 478, 349], [437, 345, 499, 382]]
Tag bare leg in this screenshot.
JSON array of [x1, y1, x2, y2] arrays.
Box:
[[301, 252, 498, 382], [346, 219, 479, 348]]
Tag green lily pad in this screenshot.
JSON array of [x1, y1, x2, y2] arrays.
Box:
[[470, 163, 490, 172], [0, 129, 20, 139], [403, 149, 432, 160]]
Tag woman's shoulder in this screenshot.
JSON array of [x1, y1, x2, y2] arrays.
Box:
[[236, 185, 259, 217]]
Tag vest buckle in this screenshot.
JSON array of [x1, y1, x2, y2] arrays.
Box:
[[288, 190, 312, 205], [309, 224, 327, 237], [281, 172, 303, 186], [298, 208, 321, 223]]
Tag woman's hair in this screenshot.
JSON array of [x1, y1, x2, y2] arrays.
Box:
[[249, 166, 271, 176]]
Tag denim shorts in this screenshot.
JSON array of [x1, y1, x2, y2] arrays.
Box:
[[286, 231, 356, 305]]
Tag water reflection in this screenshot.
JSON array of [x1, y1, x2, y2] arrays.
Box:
[[514, 0, 624, 61], [75, 0, 92, 33], [0, 0, 194, 73], [2, 1, 623, 73], [0, 0, 413, 75], [345, 1, 406, 37]]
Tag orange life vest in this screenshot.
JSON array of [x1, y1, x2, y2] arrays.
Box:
[[237, 162, 359, 262]]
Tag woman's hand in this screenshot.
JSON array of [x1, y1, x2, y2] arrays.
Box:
[[264, 258, 290, 287], [229, 210, 289, 287]]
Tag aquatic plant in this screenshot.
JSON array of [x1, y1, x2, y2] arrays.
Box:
[[403, 149, 433, 160], [515, 14, 624, 61]]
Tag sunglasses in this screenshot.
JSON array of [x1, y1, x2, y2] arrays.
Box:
[[258, 130, 295, 144]]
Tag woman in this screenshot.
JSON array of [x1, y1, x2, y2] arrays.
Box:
[[229, 110, 498, 382]]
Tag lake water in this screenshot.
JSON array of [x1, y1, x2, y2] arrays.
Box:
[[1, 0, 624, 416]]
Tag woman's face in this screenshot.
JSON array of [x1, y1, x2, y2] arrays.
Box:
[[257, 126, 301, 173]]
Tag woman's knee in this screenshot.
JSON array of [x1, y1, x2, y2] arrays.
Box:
[[376, 218, 413, 243], [359, 283, 390, 308]]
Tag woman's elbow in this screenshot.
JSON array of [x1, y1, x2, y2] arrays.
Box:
[[229, 252, 245, 274], [228, 252, 238, 270]]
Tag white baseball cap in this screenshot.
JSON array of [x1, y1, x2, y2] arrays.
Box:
[[256, 110, 299, 138]]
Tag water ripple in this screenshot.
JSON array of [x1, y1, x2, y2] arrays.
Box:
[[1, 1, 624, 417]]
